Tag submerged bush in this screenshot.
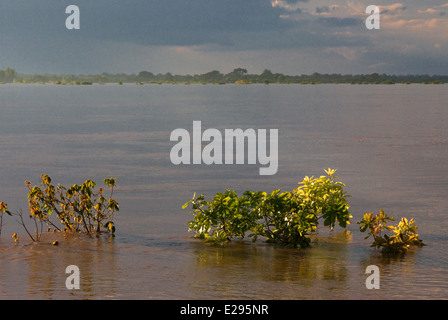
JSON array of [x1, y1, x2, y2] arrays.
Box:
[[183, 169, 352, 247], [20, 175, 119, 241], [358, 210, 424, 255], [184, 169, 424, 255]]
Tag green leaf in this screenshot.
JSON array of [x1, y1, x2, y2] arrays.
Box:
[[182, 202, 190, 209]]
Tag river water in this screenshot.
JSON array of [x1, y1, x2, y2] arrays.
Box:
[[0, 83, 447, 299]]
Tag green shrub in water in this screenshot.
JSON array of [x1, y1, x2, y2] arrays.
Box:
[[358, 210, 424, 254], [183, 169, 352, 247], [23, 174, 119, 241]]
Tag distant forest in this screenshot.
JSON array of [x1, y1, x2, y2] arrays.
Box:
[[0, 67, 446, 85]]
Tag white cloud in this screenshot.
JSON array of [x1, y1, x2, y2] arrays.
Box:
[[346, 1, 367, 15], [324, 46, 362, 61], [418, 3, 448, 15], [418, 8, 437, 14], [312, 5, 340, 16], [378, 3, 406, 14], [271, 0, 303, 12]]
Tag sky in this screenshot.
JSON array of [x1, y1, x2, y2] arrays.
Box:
[[0, 0, 447, 75]]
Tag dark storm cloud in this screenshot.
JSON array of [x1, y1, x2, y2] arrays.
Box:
[[0, 0, 294, 72], [85, 0, 288, 46], [315, 6, 332, 14], [0, 0, 290, 46], [316, 17, 363, 28], [0, 0, 446, 75]]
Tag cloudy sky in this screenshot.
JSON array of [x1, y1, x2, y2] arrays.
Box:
[[0, 0, 447, 75]]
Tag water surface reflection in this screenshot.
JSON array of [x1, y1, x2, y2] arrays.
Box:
[[1, 84, 448, 299]]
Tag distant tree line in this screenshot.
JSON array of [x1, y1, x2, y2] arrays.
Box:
[[1, 67, 446, 85], [0, 68, 17, 83]]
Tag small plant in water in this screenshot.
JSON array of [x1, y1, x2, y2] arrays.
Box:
[[0, 201, 12, 236], [20, 174, 119, 241], [358, 209, 424, 255]]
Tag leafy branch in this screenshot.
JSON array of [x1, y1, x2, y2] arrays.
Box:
[[18, 175, 120, 241], [0, 201, 12, 236]]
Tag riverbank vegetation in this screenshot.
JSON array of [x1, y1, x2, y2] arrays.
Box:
[[1, 67, 446, 85]]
